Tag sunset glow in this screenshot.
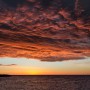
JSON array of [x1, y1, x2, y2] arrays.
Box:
[[0, 58, 90, 75], [0, 0, 90, 75], [0, 1, 90, 90]]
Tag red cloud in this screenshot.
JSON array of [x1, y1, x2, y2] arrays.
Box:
[[0, 0, 90, 61]]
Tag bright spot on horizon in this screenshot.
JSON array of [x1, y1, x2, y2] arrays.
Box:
[[0, 57, 90, 75]]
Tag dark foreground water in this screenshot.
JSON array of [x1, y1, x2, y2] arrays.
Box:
[[0, 75, 90, 90]]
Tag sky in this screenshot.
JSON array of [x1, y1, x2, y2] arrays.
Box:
[[0, 0, 90, 75], [0, 57, 90, 75]]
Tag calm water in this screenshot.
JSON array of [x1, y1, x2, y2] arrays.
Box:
[[0, 75, 90, 90]]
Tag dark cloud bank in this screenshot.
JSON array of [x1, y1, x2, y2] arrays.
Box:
[[0, 0, 90, 61]]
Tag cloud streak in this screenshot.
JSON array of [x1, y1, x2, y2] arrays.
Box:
[[0, 0, 90, 61], [0, 64, 17, 66]]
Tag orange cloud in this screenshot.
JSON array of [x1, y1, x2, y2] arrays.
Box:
[[0, 0, 90, 61]]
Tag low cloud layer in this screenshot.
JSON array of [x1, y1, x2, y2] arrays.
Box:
[[0, 64, 17, 66], [0, 0, 90, 61]]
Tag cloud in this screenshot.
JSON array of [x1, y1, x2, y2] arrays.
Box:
[[0, 64, 17, 66], [0, 0, 90, 61]]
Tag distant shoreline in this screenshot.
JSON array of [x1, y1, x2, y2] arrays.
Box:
[[0, 74, 11, 77]]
